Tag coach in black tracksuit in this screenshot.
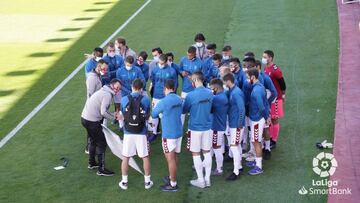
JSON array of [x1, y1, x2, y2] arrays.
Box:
[[81, 79, 121, 176]]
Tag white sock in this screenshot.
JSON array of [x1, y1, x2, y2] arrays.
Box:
[[170, 181, 177, 187], [193, 155, 204, 182], [122, 175, 128, 183], [255, 157, 262, 169], [213, 148, 223, 171], [144, 175, 151, 183], [230, 146, 240, 175], [203, 152, 212, 182], [265, 140, 271, 150], [152, 118, 159, 134], [238, 145, 243, 169]]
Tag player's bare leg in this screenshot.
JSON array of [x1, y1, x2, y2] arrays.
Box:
[[142, 156, 153, 189], [119, 157, 130, 190]]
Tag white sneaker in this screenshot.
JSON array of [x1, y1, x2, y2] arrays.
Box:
[[190, 179, 205, 188], [205, 180, 211, 188], [145, 180, 154, 190], [119, 181, 128, 190]]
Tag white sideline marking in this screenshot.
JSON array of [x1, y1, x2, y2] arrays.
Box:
[[0, 0, 152, 148]]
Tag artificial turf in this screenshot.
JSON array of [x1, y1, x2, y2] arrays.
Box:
[[0, 0, 338, 202]]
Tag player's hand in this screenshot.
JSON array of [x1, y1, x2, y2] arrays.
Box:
[[115, 112, 123, 121], [181, 71, 188, 77], [266, 117, 272, 126], [282, 94, 286, 103], [84, 53, 94, 59]]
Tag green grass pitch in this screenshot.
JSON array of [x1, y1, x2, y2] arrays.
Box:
[[0, 0, 338, 202]]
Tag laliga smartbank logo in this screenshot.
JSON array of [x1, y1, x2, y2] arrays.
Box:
[[298, 152, 351, 196]]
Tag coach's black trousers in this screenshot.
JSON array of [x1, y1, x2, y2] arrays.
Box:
[[81, 118, 107, 167]]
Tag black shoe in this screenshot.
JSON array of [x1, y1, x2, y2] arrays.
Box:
[[239, 168, 244, 174], [160, 184, 179, 192], [270, 140, 277, 149], [264, 149, 271, 160], [97, 168, 114, 176], [147, 133, 157, 142], [88, 163, 99, 170], [163, 176, 170, 184], [226, 172, 239, 181]]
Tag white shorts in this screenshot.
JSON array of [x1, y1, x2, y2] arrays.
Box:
[[162, 137, 182, 153], [186, 130, 212, 152], [229, 128, 243, 145], [181, 91, 188, 100], [245, 116, 250, 127], [212, 130, 225, 148], [122, 134, 150, 158], [250, 118, 265, 142]]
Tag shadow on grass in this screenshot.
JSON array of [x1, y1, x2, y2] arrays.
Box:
[[46, 38, 71, 43], [0, 90, 15, 97], [73, 17, 94, 21], [0, 0, 144, 138], [28, 52, 56, 57], [6, 70, 37, 76], [59, 28, 82, 32], [84, 8, 104, 12]]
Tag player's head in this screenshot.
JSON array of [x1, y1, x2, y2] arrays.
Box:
[[115, 37, 126, 49], [158, 54, 168, 68], [191, 71, 205, 87], [206, 43, 217, 57], [166, 52, 174, 65], [209, 78, 224, 95], [243, 56, 255, 70], [244, 51, 255, 59], [152, 47, 163, 61], [229, 57, 241, 73], [106, 42, 116, 57], [247, 67, 259, 84], [95, 59, 108, 76], [194, 33, 206, 43], [187, 46, 197, 60], [109, 78, 121, 95], [93, 47, 103, 59], [262, 50, 274, 65], [254, 59, 262, 72], [219, 64, 231, 79], [223, 73, 235, 88], [164, 79, 176, 95], [125, 56, 134, 69], [212, 53, 222, 67], [222, 45, 232, 60], [137, 51, 148, 66], [132, 78, 143, 92]]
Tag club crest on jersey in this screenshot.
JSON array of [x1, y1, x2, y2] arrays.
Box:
[[132, 115, 137, 120]]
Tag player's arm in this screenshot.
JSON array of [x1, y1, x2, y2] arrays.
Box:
[[86, 76, 96, 98], [275, 70, 286, 99], [182, 95, 191, 114], [266, 77, 277, 104], [151, 100, 163, 119], [255, 90, 266, 119], [235, 94, 245, 128], [101, 95, 115, 120]]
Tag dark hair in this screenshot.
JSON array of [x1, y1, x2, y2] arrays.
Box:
[[132, 79, 143, 90], [188, 46, 197, 54], [97, 59, 108, 65], [222, 45, 232, 52], [166, 52, 174, 59], [116, 37, 126, 45], [264, 50, 274, 59], [194, 33, 206, 42], [159, 54, 168, 62], [244, 51, 255, 58], [247, 67, 259, 79], [94, 47, 103, 54], [255, 60, 262, 70], [229, 57, 240, 64], [209, 78, 224, 89], [223, 73, 235, 83], [152, 47, 163, 54], [206, 43, 217, 50], [110, 78, 121, 85], [192, 71, 205, 83], [125, 55, 134, 64], [212, 53, 222, 61], [243, 57, 255, 63], [138, 51, 148, 61], [164, 79, 176, 91]]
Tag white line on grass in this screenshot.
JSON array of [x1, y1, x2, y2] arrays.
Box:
[[0, 0, 152, 148]]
